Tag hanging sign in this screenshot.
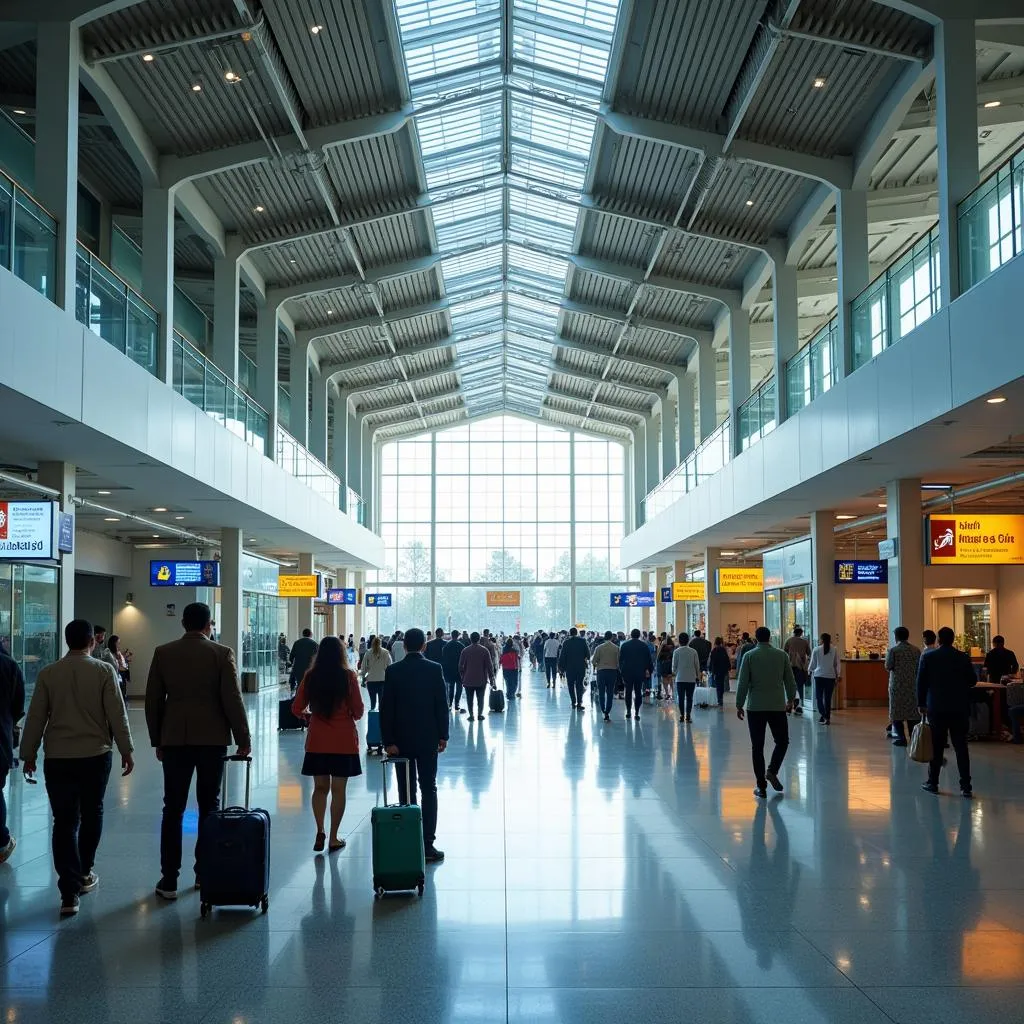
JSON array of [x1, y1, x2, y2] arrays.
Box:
[[672, 581, 706, 602], [278, 574, 320, 598], [610, 592, 656, 607], [365, 592, 392, 607], [151, 560, 221, 587], [834, 560, 888, 584], [0, 500, 56, 560], [326, 588, 357, 606], [486, 590, 521, 607], [925, 515, 1024, 565]]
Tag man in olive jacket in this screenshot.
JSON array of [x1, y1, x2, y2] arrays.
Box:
[[736, 627, 796, 799], [146, 602, 251, 901]]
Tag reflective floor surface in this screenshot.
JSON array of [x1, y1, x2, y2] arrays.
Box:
[[2, 674, 1024, 1023]]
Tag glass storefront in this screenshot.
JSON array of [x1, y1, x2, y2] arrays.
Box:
[[239, 554, 287, 689], [762, 539, 814, 647], [0, 562, 59, 695]]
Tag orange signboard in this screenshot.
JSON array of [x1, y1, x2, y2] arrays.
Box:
[[926, 515, 1024, 565], [672, 581, 705, 602], [278, 574, 319, 598], [486, 590, 521, 607]]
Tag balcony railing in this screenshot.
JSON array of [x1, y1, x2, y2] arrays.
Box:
[[644, 417, 731, 520], [347, 487, 366, 526], [786, 316, 839, 416], [736, 373, 777, 451], [172, 332, 269, 455], [959, 147, 1024, 292], [851, 226, 941, 370], [276, 425, 341, 506], [75, 244, 159, 375], [0, 169, 57, 301]]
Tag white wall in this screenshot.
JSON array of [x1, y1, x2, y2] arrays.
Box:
[[75, 530, 132, 577]]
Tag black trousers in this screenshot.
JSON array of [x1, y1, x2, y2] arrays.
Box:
[[160, 745, 227, 884], [566, 669, 586, 705], [678, 681, 697, 716], [746, 711, 790, 785], [544, 658, 558, 685], [43, 752, 113, 899], [394, 751, 439, 847], [710, 672, 728, 705], [928, 713, 971, 789], [444, 677, 463, 708], [466, 686, 486, 715], [623, 675, 645, 714], [814, 677, 836, 721]]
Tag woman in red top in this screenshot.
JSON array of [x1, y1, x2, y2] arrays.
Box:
[[292, 636, 364, 852], [499, 638, 521, 700]]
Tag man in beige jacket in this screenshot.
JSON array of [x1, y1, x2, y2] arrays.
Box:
[[146, 602, 250, 901], [20, 619, 134, 917]]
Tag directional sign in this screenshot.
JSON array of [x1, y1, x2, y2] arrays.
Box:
[[365, 592, 392, 607], [326, 588, 357, 605], [610, 592, 656, 607]]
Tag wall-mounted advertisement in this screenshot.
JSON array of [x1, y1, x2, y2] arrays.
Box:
[[925, 515, 1024, 565], [716, 568, 764, 593], [0, 501, 57, 560]]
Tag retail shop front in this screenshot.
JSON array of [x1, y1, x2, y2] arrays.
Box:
[[762, 539, 813, 647]]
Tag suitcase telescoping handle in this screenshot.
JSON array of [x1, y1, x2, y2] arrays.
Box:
[[221, 753, 252, 810], [381, 756, 412, 809]]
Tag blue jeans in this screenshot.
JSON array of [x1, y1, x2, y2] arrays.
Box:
[[0, 768, 8, 847], [814, 677, 836, 721], [597, 670, 617, 715], [678, 682, 696, 717], [503, 669, 520, 698]]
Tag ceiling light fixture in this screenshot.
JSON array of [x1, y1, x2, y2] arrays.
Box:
[[142, 53, 155, 62], [812, 76, 826, 89], [984, 100, 1001, 109], [13, 108, 26, 115], [97, 489, 111, 495], [103, 517, 120, 522], [310, 24, 324, 34], [835, 514, 857, 520], [877, 503, 887, 508], [987, 396, 1006, 404], [192, 83, 202, 92], [745, 199, 754, 207], [720, 550, 738, 556], [224, 70, 239, 82], [253, 204, 265, 213], [174, 515, 185, 520], [152, 507, 168, 513], [152, 534, 160, 538]]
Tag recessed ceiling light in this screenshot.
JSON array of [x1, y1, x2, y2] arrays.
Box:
[[310, 24, 324, 34], [326, 309, 334, 315], [224, 70, 239, 82], [152, 507, 168, 513], [253, 204, 265, 213], [745, 199, 754, 207], [812, 76, 826, 89], [142, 53, 155, 62], [174, 515, 185, 520], [97, 489, 111, 495], [289, 258, 297, 264], [987, 396, 1006, 404], [13, 108, 26, 115], [720, 550, 737, 556], [152, 534, 160, 538], [835, 514, 857, 520], [192, 83, 202, 92], [103, 517, 120, 522], [984, 100, 1001, 109]]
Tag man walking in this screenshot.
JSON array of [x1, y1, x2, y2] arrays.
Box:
[[736, 627, 796, 799], [783, 625, 811, 715], [381, 627, 449, 863], [0, 643, 26, 864], [458, 632, 495, 720], [543, 632, 561, 687], [885, 626, 921, 746], [146, 602, 250, 901], [558, 627, 591, 710], [441, 629, 466, 713], [618, 628, 654, 721], [20, 620, 134, 916], [592, 631, 620, 722], [424, 627, 447, 665], [918, 626, 976, 797], [689, 630, 712, 680], [288, 628, 318, 694]]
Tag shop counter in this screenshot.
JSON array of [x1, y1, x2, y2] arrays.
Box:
[[841, 658, 888, 708]]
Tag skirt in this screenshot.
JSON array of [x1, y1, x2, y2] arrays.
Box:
[[301, 752, 363, 778]]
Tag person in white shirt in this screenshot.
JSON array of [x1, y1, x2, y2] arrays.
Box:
[[807, 632, 841, 724], [390, 634, 406, 664], [543, 633, 561, 688], [671, 632, 702, 723]]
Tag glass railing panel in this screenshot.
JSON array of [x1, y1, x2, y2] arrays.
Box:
[[126, 293, 158, 375], [86, 256, 128, 349], [737, 374, 776, 451], [14, 190, 57, 301], [959, 148, 1024, 292], [275, 425, 341, 506], [0, 176, 12, 271], [787, 346, 812, 415]]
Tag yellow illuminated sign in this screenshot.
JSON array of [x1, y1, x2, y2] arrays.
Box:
[[716, 568, 764, 593], [672, 581, 705, 602], [278, 574, 319, 598], [926, 514, 1024, 565], [486, 590, 521, 607]]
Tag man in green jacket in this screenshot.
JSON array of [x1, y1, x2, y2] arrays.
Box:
[[735, 627, 797, 799]]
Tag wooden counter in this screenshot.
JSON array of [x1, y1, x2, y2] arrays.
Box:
[[841, 658, 888, 708]]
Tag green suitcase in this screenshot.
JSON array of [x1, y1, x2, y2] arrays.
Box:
[[371, 758, 426, 897]]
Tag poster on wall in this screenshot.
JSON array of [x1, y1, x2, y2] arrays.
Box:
[[925, 515, 1024, 565], [0, 500, 56, 560]]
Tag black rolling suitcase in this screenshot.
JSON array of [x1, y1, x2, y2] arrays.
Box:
[[489, 687, 506, 713], [278, 697, 306, 731], [199, 755, 270, 918]]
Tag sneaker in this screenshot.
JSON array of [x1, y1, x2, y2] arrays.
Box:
[[633, 714, 640, 720], [921, 781, 939, 794], [961, 787, 973, 799], [155, 879, 178, 901], [794, 706, 803, 716], [765, 771, 784, 793], [457, 707, 465, 714], [79, 872, 99, 894], [685, 715, 692, 723], [603, 713, 610, 722], [892, 738, 908, 747], [60, 895, 80, 917], [424, 846, 445, 863], [753, 786, 767, 799], [819, 716, 825, 723], [0, 836, 15, 864]]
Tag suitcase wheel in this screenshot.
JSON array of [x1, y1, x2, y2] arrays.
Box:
[[261, 895, 269, 914], [417, 882, 424, 897]]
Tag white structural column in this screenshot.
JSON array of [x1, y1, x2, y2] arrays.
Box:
[[935, 19, 978, 305], [885, 478, 924, 645], [347, 406, 362, 509], [675, 371, 695, 461], [219, 527, 243, 670], [296, 553, 316, 639], [331, 390, 350, 510], [660, 396, 676, 477], [212, 254, 240, 382], [672, 558, 686, 636], [809, 510, 840, 646], [655, 567, 668, 634], [142, 187, 175, 382], [641, 570, 653, 632], [34, 23, 79, 312], [772, 259, 800, 423], [644, 413, 660, 491], [336, 569, 351, 639], [37, 462, 75, 632], [696, 339, 717, 442], [310, 369, 329, 463], [728, 305, 751, 452], [289, 340, 311, 448], [360, 422, 374, 528], [630, 428, 645, 529], [255, 302, 279, 442], [353, 571, 365, 641], [704, 548, 723, 640], [835, 189, 870, 377]]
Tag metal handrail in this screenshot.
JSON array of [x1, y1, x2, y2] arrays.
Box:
[[76, 242, 160, 318]]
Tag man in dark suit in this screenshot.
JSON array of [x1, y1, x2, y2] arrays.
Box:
[[917, 626, 977, 797], [381, 627, 449, 863], [288, 628, 318, 693], [558, 627, 591, 710], [0, 644, 25, 863], [424, 627, 446, 665], [146, 602, 251, 900], [618, 628, 655, 721]]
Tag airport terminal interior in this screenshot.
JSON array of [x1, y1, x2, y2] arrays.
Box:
[[1, 0, 1024, 1020]]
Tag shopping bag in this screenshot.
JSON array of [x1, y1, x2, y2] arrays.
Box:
[[908, 719, 933, 763]]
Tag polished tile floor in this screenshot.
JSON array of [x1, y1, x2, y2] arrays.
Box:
[[2, 673, 1024, 1023]]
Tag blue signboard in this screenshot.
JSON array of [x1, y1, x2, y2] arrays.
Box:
[[610, 592, 656, 608], [150, 560, 221, 587], [365, 592, 392, 607], [834, 559, 888, 585], [660, 586, 672, 603], [58, 512, 74, 554], [326, 588, 357, 606]]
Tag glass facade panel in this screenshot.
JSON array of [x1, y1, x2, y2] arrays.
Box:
[[0, 563, 59, 697]]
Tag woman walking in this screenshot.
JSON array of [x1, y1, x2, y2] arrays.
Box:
[[292, 636, 364, 853], [500, 638, 522, 699], [708, 636, 731, 708], [656, 635, 676, 702], [360, 634, 391, 711], [107, 634, 131, 700], [808, 632, 841, 724]]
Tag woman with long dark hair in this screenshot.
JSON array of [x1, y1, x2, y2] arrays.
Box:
[[292, 636, 364, 852], [499, 637, 521, 700], [808, 632, 841, 725]]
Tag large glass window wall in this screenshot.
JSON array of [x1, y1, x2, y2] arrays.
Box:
[[0, 562, 59, 696], [370, 415, 636, 633]]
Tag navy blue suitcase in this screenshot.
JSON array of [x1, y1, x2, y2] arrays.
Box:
[[366, 709, 383, 755], [199, 755, 270, 918]]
